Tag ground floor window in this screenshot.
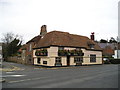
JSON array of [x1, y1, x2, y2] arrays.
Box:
[[37, 58, 41, 64], [55, 57, 62, 66], [74, 57, 83, 63], [55, 57, 61, 63], [90, 54, 96, 62], [43, 61, 47, 64]]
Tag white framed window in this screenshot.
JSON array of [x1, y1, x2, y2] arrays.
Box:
[[74, 57, 83, 63], [43, 61, 47, 64], [58, 47, 64, 50], [55, 57, 61, 63], [90, 54, 96, 62], [55, 57, 62, 66], [29, 44, 32, 51]]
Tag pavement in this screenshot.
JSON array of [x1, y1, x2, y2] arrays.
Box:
[[1, 62, 119, 88]]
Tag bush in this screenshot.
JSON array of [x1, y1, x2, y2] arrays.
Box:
[[109, 59, 120, 64], [104, 60, 111, 64]]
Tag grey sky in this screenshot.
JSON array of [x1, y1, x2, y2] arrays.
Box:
[[0, 0, 119, 43]]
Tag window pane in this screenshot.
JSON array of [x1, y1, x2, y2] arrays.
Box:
[[58, 47, 64, 50], [43, 61, 47, 64], [90, 54, 96, 62], [55, 57, 61, 63], [74, 57, 83, 63]]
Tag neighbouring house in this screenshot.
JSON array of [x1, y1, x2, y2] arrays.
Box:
[[98, 42, 120, 59], [98, 43, 116, 58], [31, 26, 103, 67], [20, 35, 41, 64], [19, 25, 47, 64], [112, 43, 120, 59], [102, 46, 114, 57]]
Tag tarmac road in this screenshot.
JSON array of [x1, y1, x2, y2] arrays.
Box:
[[1, 62, 119, 88]]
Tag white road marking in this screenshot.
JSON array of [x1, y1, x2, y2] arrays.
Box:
[[6, 72, 15, 74], [34, 68, 39, 69], [8, 77, 47, 83], [2, 74, 25, 77]]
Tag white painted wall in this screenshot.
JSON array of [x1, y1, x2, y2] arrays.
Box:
[[33, 47, 103, 66], [82, 49, 102, 65], [48, 47, 58, 57], [113, 50, 120, 59]]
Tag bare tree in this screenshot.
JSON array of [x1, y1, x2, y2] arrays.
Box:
[[1, 32, 23, 60], [1, 32, 23, 44]]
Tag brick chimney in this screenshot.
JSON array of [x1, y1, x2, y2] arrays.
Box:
[[40, 25, 47, 37], [90, 32, 95, 41]]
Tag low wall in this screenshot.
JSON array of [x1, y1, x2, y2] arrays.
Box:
[[7, 56, 26, 64]]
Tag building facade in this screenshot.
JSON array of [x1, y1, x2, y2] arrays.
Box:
[[19, 25, 45, 64], [32, 30, 102, 67], [20, 25, 103, 66], [112, 43, 120, 59]]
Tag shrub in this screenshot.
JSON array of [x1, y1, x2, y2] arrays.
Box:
[[104, 60, 111, 64], [109, 59, 120, 64]]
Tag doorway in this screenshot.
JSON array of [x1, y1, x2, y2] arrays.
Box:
[[67, 56, 70, 66]]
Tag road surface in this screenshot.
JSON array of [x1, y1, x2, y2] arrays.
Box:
[[1, 62, 119, 88]]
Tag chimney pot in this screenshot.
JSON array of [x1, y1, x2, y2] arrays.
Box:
[[40, 25, 47, 37], [90, 32, 95, 41]]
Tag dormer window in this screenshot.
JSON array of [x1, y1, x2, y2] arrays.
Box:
[[89, 44, 94, 49], [87, 42, 95, 49], [29, 44, 32, 51]]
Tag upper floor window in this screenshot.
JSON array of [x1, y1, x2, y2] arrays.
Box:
[[76, 48, 81, 50], [29, 44, 32, 51], [74, 57, 83, 63], [90, 54, 96, 62], [58, 47, 64, 50]]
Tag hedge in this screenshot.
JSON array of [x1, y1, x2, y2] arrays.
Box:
[[109, 59, 120, 64]]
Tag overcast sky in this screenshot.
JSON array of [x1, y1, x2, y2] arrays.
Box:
[[0, 0, 119, 43]]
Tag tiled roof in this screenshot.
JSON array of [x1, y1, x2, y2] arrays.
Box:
[[98, 43, 117, 49], [98, 43, 120, 50], [102, 46, 114, 55], [26, 35, 41, 44], [34, 31, 102, 50]]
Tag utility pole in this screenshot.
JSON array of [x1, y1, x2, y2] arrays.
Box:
[[117, 37, 119, 59], [118, 1, 120, 59], [0, 43, 2, 66]]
